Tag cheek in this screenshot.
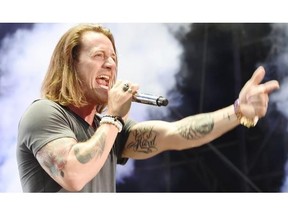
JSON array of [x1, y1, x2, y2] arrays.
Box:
[[80, 73, 96, 89], [76, 65, 96, 86]]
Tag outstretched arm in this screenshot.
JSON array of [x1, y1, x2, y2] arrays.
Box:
[[122, 66, 280, 159]]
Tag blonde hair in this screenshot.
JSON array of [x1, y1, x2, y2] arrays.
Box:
[[41, 23, 117, 113]]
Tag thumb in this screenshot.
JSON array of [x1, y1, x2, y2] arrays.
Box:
[[249, 66, 265, 85]]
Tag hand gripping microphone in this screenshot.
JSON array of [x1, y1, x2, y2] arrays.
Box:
[[132, 92, 169, 107]]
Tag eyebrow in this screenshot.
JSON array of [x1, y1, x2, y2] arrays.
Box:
[[90, 47, 115, 55], [90, 48, 117, 60]]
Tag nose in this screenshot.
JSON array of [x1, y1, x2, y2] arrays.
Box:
[[103, 56, 116, 69]]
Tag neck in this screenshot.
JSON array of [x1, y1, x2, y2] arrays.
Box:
[[68, 104, 97, 126]]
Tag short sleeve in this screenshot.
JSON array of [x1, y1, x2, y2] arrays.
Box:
[[115, 119, 136, 165], [17, 99, 76, 156]]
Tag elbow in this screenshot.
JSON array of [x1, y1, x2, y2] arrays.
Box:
[[64, 183, 85, 192], [59, 173, 90, 192], [61, 179, 86, 192]]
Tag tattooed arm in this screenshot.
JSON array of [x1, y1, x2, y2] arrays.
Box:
[[122, 66, 280, 159], [122, 105, 238, 159], [36, 123, 119, 191]]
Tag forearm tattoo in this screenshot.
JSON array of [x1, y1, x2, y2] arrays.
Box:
[[126, 127, 158, 154], [177, 114, 214, 140], [224, 112, 231, 120], [74, 132, 106, 164]]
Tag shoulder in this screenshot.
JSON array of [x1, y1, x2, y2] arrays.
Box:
[[29, 98, 63, 110], [23, 98, 70, 118], [19, 99, 68, 128]]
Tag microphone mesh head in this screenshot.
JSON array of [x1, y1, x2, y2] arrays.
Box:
[[157, 96, 168, 106]]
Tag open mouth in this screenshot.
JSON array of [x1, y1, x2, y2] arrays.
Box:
[[96, 75, 110, 89]]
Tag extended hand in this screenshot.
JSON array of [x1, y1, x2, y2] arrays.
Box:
[[238, 66, 280, 121]]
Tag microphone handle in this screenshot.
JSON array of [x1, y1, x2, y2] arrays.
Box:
[[132, 93, 169, 107]]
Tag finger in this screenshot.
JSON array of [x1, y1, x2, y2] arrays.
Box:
[[262, 80, 280, 94], [249, 66, 265, 86], [130, 83, 139, 93], [127, 85, 139, 95], [246, 80, 280, 99], [113, 80, 131, 90]]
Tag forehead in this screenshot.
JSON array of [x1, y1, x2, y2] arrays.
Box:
[[80, 31, 115, 52]]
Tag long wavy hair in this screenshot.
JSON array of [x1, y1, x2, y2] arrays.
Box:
[[41, 23, 117, 113]]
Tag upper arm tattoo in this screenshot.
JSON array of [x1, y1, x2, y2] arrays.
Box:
[[177, 114, 214, 140], [126, 127, 158, 154], [37, 139, 72, 178], [37, 132, 107, 179]]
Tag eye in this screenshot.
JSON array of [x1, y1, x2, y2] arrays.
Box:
[[111, 55, 117, 63], [94, 52, 105, 59]]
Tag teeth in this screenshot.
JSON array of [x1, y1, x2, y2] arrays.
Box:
[[98, 75, 110, 81], [101, 85, 108, 90]]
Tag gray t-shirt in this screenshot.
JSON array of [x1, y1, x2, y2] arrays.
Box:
[[17, 99, 134, 192]]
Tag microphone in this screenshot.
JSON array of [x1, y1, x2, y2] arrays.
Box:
[[132, 92, 169, 107]]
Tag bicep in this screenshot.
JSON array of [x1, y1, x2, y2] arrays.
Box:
[[122, 120, 175, 159]]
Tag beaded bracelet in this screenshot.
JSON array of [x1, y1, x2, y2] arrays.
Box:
[[102, 115, 125, 127], [234, 99, 256, 128], [99, 115, 124, 133]]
